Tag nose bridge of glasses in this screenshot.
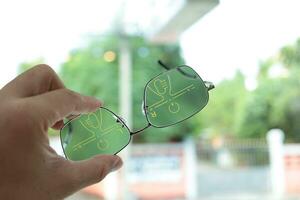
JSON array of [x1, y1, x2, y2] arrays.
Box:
[[130, 123, 151, 135]]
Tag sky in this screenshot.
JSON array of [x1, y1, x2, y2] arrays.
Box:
[[181, 0, 300, 89], [0, 0, 120, 87], [1, 0, 300, 89]]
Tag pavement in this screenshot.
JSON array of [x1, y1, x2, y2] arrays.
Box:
[[197, 163, 271, 198], [67, 163, 276, 200]]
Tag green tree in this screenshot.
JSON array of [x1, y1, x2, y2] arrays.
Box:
[[193, 38, 300, 142], [194, 71, 248, 137], [237, 39, 300, 141]]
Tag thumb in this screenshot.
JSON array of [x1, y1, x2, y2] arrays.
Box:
[[68, 155, 123, 189]]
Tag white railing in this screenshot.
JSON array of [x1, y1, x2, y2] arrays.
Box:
[[267, 129, 300, 197]]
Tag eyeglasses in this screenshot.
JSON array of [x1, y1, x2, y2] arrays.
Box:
[[60, 61, 214, 161]]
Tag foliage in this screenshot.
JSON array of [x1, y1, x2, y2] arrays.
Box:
[[237, 39, 300, 141], [196, 38, 300, 142], [280, 39, 300, 68], [194, 71, 248, 137]]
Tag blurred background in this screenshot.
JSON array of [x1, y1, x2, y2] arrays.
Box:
[[1, 0, 300, 199]]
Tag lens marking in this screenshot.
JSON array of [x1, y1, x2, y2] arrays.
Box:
[[70, 109, 124, 152]]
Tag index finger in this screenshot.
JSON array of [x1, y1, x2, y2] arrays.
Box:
[[28, 88, 102, 128], [2, 64, 64, 98]]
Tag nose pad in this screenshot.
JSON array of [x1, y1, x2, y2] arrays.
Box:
[[116, 117, 126, 128], [141, 102, 146, 116]]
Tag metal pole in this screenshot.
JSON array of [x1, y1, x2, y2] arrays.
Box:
[[119, 36, 132, 200], [104, 35, 132, 200], [105, 1, 132, 198]]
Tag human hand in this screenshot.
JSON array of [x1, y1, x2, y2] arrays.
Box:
[[0, 65, 122, 199]]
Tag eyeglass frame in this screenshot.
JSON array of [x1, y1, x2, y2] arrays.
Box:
[[60, 60, 215, 158]]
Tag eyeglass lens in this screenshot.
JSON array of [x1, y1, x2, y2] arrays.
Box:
[[144, 66, 209, 127], [60, 108, 131, 161]]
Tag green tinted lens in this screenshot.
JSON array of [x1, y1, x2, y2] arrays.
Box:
[[60, 108, 130, 161], [145, 66, 209, 127]]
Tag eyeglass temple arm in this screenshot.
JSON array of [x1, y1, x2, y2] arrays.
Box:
[[158, 60, 195, 79], [158, 60, 170, 70], [159, 60, 215, 91]]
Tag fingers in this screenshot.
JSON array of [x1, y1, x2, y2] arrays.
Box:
[[2, 64, 65, 98], [68, 155, 123, 188], [29, 88, 101, 127]]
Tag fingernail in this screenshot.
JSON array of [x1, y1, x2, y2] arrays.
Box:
[[93, 98, 102, 106], [111, 156, 123, 172], [86, 96, 102, 107]]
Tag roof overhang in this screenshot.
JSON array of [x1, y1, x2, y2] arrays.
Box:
[[147, 0, 219, 43]]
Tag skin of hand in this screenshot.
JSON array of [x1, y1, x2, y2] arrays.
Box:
[[0, 65, 123, 199]]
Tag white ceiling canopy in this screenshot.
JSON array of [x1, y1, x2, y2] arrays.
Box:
[[119, 0, 219, 43]]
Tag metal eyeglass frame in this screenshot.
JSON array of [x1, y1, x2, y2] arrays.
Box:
[[61, 60, 215, 156]]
